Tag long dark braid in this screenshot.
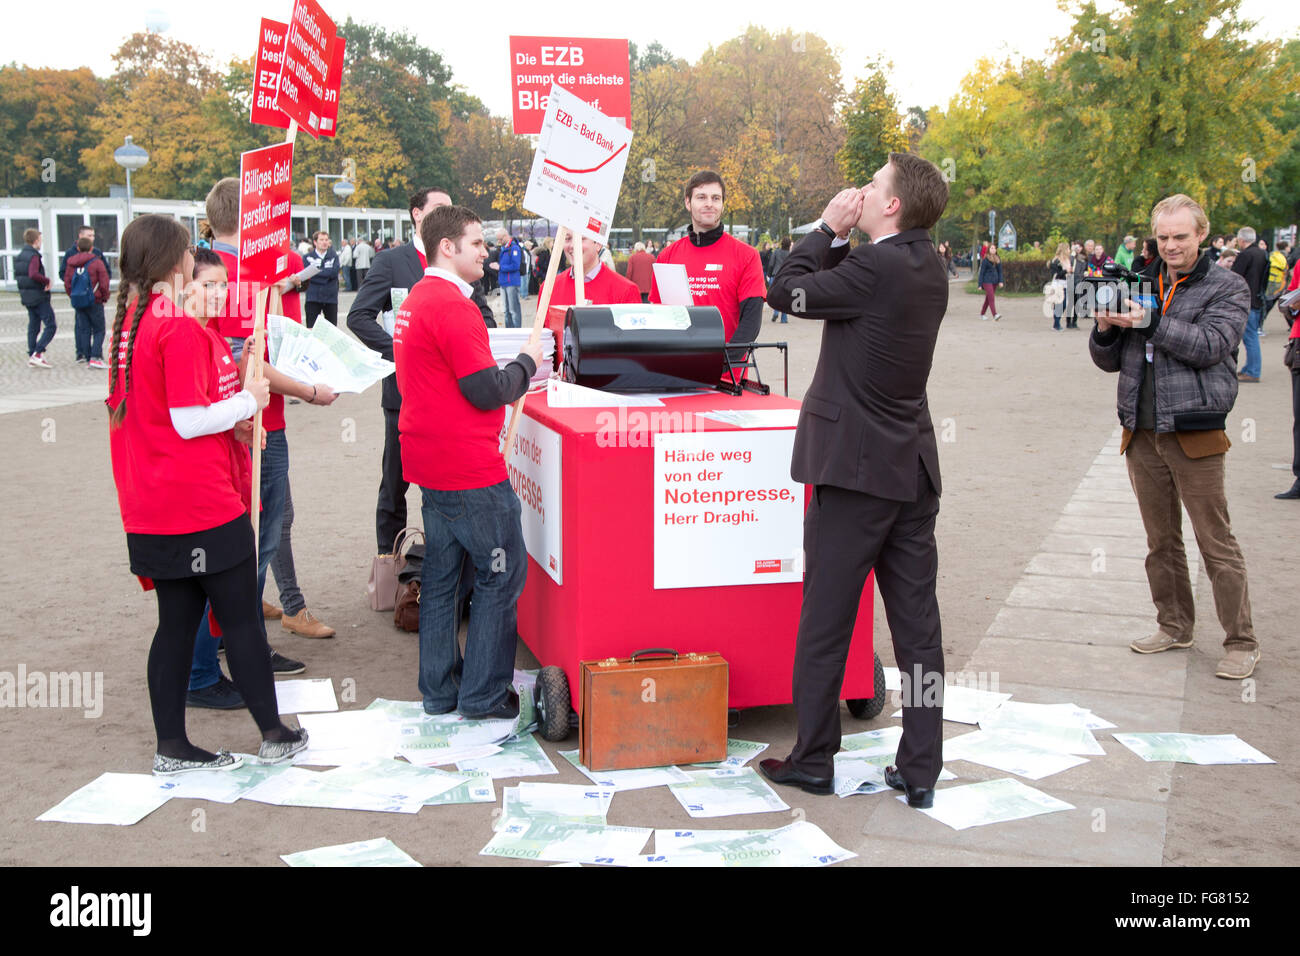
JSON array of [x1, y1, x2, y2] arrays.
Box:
[[110, 295, 148, 430], [106, 281, 131, 409]]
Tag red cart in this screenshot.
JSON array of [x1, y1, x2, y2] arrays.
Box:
[[510, 389, 884, 741]]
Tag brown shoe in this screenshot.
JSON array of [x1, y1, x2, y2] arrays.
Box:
[[1215, 648, 1260, 679], [281, 609, 336, 639], [1237, 373, 1260, 382], [1130, 631, 1193, 654], [262, 600, 282, 620]]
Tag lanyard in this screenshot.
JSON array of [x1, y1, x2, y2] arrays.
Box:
[[1158, 270, 1186, 313]]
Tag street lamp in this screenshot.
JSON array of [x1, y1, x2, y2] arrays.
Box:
[[114, 136, 149, 224], [314, 174, 355, 206]]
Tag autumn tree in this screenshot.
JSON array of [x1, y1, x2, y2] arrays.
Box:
[[694, 27, 846, 233], [719, 128, 799, 237], [79, 33, 226, 199], [838, 62, 910, 186], [0, 66, 104, 195], [448, 112, 533, 224], [618, 54, 711, 239]]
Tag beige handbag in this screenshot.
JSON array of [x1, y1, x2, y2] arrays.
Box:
[[368, 527, 422, 611]]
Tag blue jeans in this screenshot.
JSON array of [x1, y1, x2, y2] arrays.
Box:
[[187, 428, 288, 690], [502, 284, 522, 328], [418, 481, 526, 715], [26, 300, 56, 355], [73, 303, 106, 360], [270, 477, 304, 616], [1241, 308, 1262, 378]]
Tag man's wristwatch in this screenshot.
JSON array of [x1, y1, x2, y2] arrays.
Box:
[[816, 220, 837, 240]]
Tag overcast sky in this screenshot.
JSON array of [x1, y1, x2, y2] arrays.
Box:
[[7, 0, 1297, 118]]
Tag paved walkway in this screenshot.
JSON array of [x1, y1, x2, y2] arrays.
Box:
[[853, 428, 1204, 863]]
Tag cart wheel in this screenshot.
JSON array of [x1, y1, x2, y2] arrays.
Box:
[[846, 653, 888, 720], [536, 666, 573, 742]]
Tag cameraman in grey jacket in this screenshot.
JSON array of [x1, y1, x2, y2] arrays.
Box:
[[1088, 194, 1259, 680]]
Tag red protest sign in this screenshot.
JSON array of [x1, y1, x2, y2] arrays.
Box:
[[252, 18, 290, 130], [318, 35, 346, 137], [509, 36, 630, 136], [237, 142, 294, 296], [274, 0, 337, 137], [253, 19, 344, 137]]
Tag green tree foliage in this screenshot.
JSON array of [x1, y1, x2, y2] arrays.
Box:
[[1238, 38, 1300, 230], [838, 61, 910, 186], [0, 66, 104, 195], [919, 58, 1045, 246], [337, 18, 459, 206], [1032, 0, 1295, 237]]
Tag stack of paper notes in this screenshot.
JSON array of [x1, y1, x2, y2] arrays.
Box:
[[488, 328, 554, 382], [267, 313, 395, 394]]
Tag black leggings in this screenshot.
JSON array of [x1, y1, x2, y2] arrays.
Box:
[[150, 552, 282, 751]]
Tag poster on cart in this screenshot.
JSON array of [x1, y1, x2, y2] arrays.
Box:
[[503, 408, 564, 585], [654, 429, 803, 590]]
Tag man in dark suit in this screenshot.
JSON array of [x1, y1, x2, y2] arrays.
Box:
[[759, 152, 951, 808], [347, 187, 496, 554]]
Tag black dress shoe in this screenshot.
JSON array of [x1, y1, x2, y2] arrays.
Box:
[[758, 757, 832, 796], [1275, 480, 1300, 500], [460, 689, 520, 721], [884, 765, 935, 809]]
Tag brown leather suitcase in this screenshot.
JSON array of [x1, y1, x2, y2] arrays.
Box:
[[580, 648, 728, 771]]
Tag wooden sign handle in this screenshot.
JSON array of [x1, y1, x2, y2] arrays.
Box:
[[502, 225, 569, 462], [248, 285, 270, 549]]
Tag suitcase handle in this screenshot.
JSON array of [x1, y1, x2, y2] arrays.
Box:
[[630, 648, 678, 662]]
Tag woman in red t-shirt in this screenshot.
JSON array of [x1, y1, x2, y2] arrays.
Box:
[[105, 215, 308, 774]]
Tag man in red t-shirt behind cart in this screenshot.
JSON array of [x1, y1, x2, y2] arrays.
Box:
[[393, 205, 544, 720]]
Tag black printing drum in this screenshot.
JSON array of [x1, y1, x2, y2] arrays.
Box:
[[563, 305, 726, 391]]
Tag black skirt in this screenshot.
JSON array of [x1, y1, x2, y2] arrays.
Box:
[[127, 515, 254, 580]]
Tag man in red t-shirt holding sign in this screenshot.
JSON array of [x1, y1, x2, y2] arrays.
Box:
[[394, 205, 544, 720], [650, 170, 768, 379]]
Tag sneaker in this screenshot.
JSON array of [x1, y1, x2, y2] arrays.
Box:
[[76, 357, 87, 364], [1237, 373, 1260, 382], [262, 600, 282, 620], [186, 676, 246, 710], [980, 315, 989, 321], [459, 690, 521, 721], [281, 609, 335, 638], [269, 649, 306, 674], [31, 352, 51, 368], [994, 313, 1002, 321], [258, 727, 309, 763], [152, 750, 242, 776], [1130, 631, 1194, 654], [87, 358, 107, 369], [1215, 648, 1260, 680]]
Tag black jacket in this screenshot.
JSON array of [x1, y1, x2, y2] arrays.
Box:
[[346, 243, 494, 410], [1230, 244, 1268, 309], [766, 230, 947, 501]]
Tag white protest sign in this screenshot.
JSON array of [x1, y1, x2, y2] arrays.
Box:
[[503, 407, 564, 585], [523, 84, 633, 245], [654, 430, 804, 589]]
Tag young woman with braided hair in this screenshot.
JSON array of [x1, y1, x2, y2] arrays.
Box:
[[105, 215, 308, 773]]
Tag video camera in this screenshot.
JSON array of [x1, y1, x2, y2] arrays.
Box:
[[1074, 263, 1158, 328]]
